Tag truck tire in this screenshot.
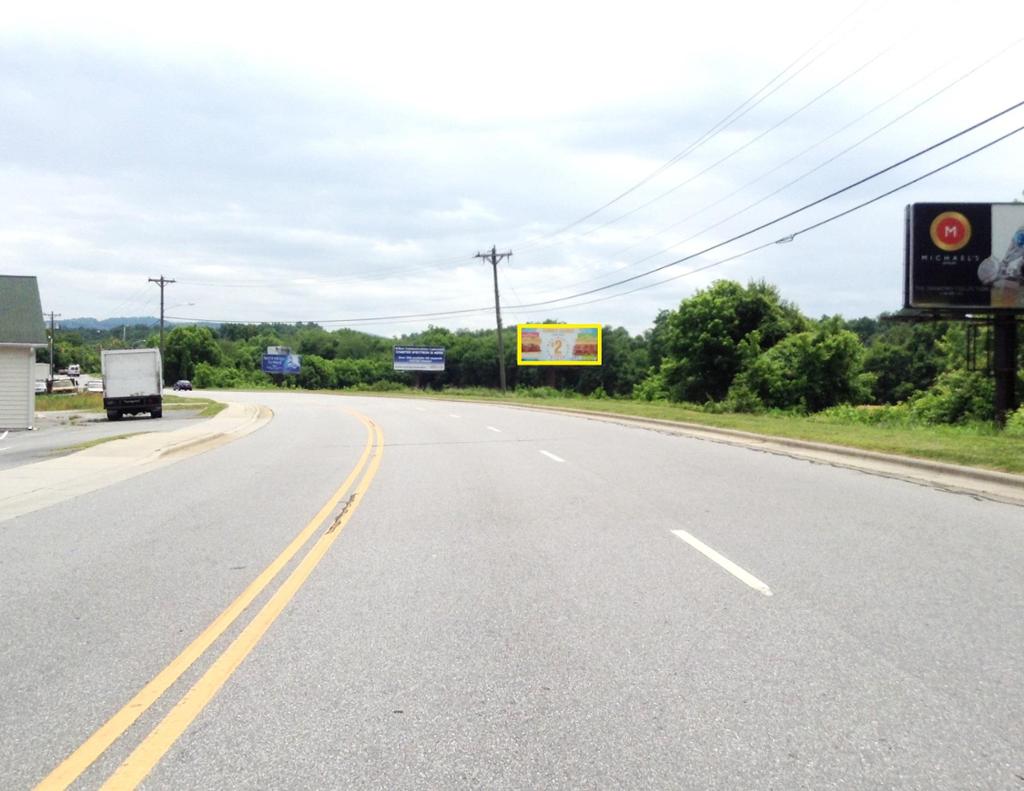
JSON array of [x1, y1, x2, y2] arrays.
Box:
[[151, 409, 162, 419], [107, 410, 122, 421]]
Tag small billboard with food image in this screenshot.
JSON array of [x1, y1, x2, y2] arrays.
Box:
[[517, 324, 602, 366]]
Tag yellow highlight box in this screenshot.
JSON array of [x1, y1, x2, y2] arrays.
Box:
[[517, 323, 602, 366]]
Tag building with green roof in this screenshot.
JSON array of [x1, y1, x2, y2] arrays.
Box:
[[0, 275, 48, 429]]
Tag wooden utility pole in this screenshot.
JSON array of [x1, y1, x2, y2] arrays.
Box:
[[148, 275, 176, 357], [474, 246, 512, 393], [44, 311, 60, 379]]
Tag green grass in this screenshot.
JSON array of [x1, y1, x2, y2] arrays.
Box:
[[37, 392, 227, 417], [35, 392, 105, 411], [163, 395, 227, 417]]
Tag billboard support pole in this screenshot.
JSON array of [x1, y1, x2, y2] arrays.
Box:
[[993, 314, 1018, 427]]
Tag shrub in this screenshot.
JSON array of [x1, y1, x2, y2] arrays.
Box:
[[633, 369, 669, 401], [812, 403, 915, 426], [1005, 406, 1024, 437], [721, 380, 766, 413], [733, 320, 870, 412], [906, 369, 993, 424]]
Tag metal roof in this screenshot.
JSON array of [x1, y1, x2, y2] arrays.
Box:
[[0, 275, 47, 345]]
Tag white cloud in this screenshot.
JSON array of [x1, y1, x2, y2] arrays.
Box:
[[1, 0, 1022, 334]]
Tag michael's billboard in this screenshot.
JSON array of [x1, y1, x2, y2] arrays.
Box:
[[906, 203, 1024, 310]]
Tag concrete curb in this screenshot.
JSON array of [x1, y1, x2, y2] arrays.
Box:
[[0, 401, 273, 524]]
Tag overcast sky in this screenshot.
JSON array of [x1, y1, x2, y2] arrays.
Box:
[[2, 0, 1022, 337]]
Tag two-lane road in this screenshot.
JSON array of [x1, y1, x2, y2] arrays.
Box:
[[2, 391, 1022, 789]]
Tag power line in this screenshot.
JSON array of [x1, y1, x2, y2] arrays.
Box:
[[619, 37, 1024, 270], [543, 34, 901, 250], [500, 97, 1024, 310], [514, 0, 873, 250], [165, 111, 1024, 328], [524, 119, 1024, 314], [174, 252, 474, 289]]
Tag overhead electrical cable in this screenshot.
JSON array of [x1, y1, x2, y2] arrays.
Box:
[[559, 117, 1024, 311], [501, 102, 1024, 310], [105, 282, 156, 318], [174, 250, 475, 290], [617, 37, 1024, 270], [607, 42, 1014, 261], [513, 0, 873, 250], [494, 97, 1024, 310], [165, 107, 1023, 327], [541, 37, 901, 250], [335, 118, 1024, 326]]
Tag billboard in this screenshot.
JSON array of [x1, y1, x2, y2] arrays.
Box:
[[393, 346, 445, 371], [517, 324, 602, 366], [261, 353, 301, 374], [906, 203, 1024, 310]]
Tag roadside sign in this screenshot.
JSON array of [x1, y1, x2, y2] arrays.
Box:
[[261, 353, 301, 374], [517, 324, 602, 366], [906, 203, 1024, 310], [393, 346, 445, 371]]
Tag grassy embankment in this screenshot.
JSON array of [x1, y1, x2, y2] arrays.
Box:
[[35, 393, 226, 417]]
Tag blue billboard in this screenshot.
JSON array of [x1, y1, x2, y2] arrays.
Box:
[[393, 346, 445, 372], [261, 353, 302, 374]]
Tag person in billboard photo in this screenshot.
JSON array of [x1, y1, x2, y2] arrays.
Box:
[[977, 222, 1024, 307]]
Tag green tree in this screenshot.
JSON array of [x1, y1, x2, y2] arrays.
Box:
[[164, 326, 222, 381], [297, 355, 333, 389], [659, 280, 807, 402], [731, 317, 871, 412], [574, 326, 647, 396]]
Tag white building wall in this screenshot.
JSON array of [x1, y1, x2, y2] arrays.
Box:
[[0, 346, 34, 429]]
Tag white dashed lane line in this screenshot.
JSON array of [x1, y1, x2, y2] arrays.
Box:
[[448, 414, 460, 419], [539, 450, 565, 463], [486, 426, 502, 433], [671, 529, 773, 597]]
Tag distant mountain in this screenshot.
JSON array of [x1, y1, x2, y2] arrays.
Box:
[[60, 317, 160, 330]]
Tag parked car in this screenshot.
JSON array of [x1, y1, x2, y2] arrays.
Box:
[[173, 380, 193, 391], [34, 380, 47, 394], [86, 379, 104, 393], [49, 377, 77, 395]]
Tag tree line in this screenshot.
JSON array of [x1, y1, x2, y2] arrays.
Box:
[[47, 279, 1023, 426]]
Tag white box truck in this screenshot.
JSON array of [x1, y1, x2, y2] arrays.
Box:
[[101, 349, 163, 420]]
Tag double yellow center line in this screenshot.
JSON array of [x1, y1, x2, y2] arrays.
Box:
[[36, 410, 384, 790]]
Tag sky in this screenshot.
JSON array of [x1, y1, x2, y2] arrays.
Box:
[[2, 0, 1023, 337]]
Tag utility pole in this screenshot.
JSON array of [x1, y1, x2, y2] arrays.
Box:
[[148, 275, 176, 357], [44, 311, 60, 379], [474, 246, 512, 393]]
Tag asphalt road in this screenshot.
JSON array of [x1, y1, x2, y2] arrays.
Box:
[[1, 391, 1022, 790]]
